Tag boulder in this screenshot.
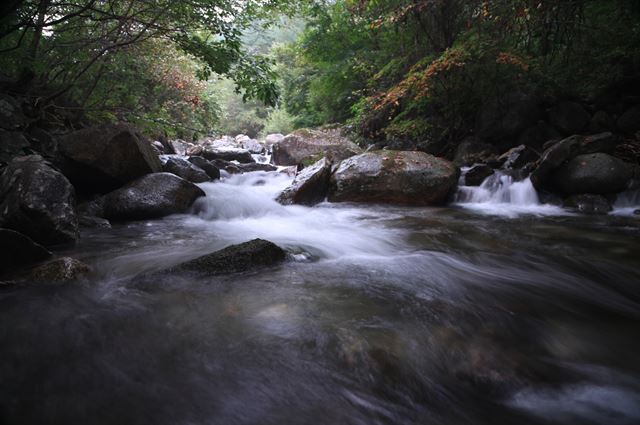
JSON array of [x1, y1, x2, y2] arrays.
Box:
[[236, 135, 264, 154], [464, 164, 494, 186], [531, 135, 584, 190], [271, 128, 361, 166], [168, 139, 190, 156], [150, 141, 165, 155], [551, 153, 632, 195], [277, 158, 332, 206], [169, 239, 286, 275], [617, 105, 640, 134], [186, 144, 204, 156], [0, 130, 31, 166], [211, 159, 242, 175], [202, 147, 254, 164], [548, 101, 590, 135], [163, 157, 210, 183], [580, 132, 619, 155], [25, 257, 92, 283], [498, 145, 539, 170], [0, 156, 79, 246], [0, 229, 52, 275], [476, 92, 542, 142], [453, 137, 497, 166], [101, 173, 205, 221], [329, 151, 459, 205], [563, 194, 612, 215], [58, 123, 162, 194], [188, 156, 220, 180], [264, 133, 285, 149]]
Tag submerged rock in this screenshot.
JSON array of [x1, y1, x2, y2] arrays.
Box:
[[277, 157, 332, 206], [0, 228, 52, 275], [564, 194, 612, 215], [329, 151, 459, 205], [101, 173, 205, 221], [169, 239, 286, 275], [188, 156, 220, 180], [552, 153, 632, 195], [0, 155, 79, 246], [163, 157, 210, 183], [271, 128, 361, 166], [26, 257, 92, 283], [58, 123, 162, 194]]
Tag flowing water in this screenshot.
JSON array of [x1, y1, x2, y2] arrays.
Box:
[[1, 170, 640, 425]]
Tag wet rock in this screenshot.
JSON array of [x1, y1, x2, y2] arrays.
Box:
[[264, 133, 285, 149], [548, 101, 590, 135], [530, 135, 583, 190], [188, 156, 220, 180], [499, 145, 539, 170], [210, 159, 241, 174], [150, 140, 165, 155], [0, 155, 79, 246], [186, 144, 203, 156], [465, 164, 494, 186], [0, 129, 30, 165], [551, 153, 632, 195], [271, 128, 361, 166], [0, 229, 52, 275], [277, 158, 332, 206], [236, 163, 278, 173], [168, 139, 190, 156], [169, 239, 286, 275], [78, 215, 111, 228], [58, 123, 162, 194], [236, 135, 264, 154], [163, 157, 210, 183], [580, 132, 619, 155], [101, 173, 205, 221], [453, 137, 497, 166], [329, 151, 459, 205], [25, 257, 92, 283], [202, 147, 254, 164], [563, 194, 612, 215], [617, 105, 640, 134]]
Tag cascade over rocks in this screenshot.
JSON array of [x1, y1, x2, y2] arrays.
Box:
[[271, 128, 361, 166], [277, 158, 332, 206], [329, 151, 459, 206], [100, 173, 205, 221], [168, 239, 286, 276], [0, 155, 79, 246], [58, 123, 162, 194], [0, 229, 52, 275], [163, 157, 210, 183], [551, 153, 632, 195], [464, 164, 494, 186]]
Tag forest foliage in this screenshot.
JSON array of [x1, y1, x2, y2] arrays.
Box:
[[2, 1, 640, 143]]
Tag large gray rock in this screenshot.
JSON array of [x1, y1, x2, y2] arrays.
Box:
[[58, 123, 162, 193], [548, 101, 590, 135], [277, 158, 332, 206], [264, 133, 285, 149], [101, 173, 205, 221], [329, 151, 459, 205], [163, 157, 210, 183], [0, 156, 79, 246], [170, 239, 286, 275], [0, 229, 52, 275], [551, 153, 632, 195], [272, 128, 361, 166], [188, 156, 220, 180]]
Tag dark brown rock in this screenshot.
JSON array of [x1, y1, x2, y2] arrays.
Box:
[[551, 153, 632, 195]]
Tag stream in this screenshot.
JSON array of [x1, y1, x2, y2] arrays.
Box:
[[1, 170, 640, 425]]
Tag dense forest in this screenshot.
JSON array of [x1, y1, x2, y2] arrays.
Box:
[[2, 2, 640, 425]]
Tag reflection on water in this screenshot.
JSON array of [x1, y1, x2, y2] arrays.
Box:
[[1, 171, 639, 425]]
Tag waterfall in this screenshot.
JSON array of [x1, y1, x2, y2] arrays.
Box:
[[612, 189, 640, 216], [455, 169, 568, 217]]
